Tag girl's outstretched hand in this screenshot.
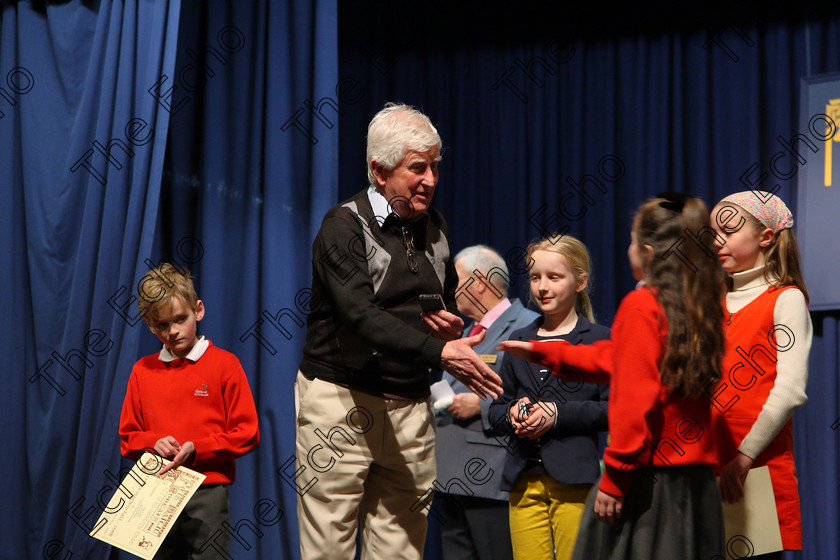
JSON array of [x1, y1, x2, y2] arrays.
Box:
[[718, 452, 754, 503], [594, 489, 623, 525], [497, 340, 536, 362]]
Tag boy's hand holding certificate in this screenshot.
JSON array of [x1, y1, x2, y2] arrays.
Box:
[[90, 452, 205, 560]]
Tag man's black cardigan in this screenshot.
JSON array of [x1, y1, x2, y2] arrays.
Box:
[[299, 189, 459, 400]]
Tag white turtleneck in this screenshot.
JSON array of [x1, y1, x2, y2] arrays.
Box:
[[726, 265, 812, 460]]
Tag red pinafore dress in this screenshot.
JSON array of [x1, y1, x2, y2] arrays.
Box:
[[712, 285, 802, 550]]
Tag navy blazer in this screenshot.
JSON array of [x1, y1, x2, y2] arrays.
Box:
[[434, 299, 540, 501], [487, 315, 610, 492]]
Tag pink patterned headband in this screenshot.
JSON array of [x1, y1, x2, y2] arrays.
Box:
[[719, 191, 794, 234]]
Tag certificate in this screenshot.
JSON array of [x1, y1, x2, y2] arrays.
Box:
[[90, 452, 206, 559], [718, 466, 783, 558]]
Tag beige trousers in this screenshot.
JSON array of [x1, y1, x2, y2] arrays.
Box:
[[294, 371, 436, 560]]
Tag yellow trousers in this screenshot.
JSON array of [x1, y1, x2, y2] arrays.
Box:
[[508, 472, 591, 560]]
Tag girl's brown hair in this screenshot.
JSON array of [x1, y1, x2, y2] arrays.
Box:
[[735, 209, 810, 303], [525, 235, 596, 323], [634, 196, 726, 396]]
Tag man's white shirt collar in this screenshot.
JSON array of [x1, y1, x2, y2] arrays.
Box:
[[367, 185, 395, 224], [158, 335, 209, 363]]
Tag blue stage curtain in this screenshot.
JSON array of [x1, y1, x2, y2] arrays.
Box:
[[3, 0, 338, 555], [5, 1, 839, 559], [146, 1, 338, 558], [794, 311, 840, 560], [0, 1, 181, 558], [337, 3, 840, 559]]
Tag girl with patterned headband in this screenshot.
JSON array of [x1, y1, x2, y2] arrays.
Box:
[[710, 190, 812, 558]]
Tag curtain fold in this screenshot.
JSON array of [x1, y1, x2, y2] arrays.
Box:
[[4, 0, 339, 557], [2, 1, 181, 558], [150, 1, 338, 557]]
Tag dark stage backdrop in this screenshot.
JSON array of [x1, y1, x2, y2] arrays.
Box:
[[337, 2, 840, 559], [4, 1, 840, 559]]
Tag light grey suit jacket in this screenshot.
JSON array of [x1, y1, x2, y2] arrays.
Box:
[[434, 298, 540, 500]]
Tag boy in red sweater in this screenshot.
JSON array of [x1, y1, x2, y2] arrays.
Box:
[[119, 263, 260, 559]]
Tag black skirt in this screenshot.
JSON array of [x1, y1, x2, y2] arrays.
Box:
[[571, 466, 724, 560]]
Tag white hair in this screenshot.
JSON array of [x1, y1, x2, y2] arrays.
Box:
[[454, 245, 510, 292], [366, 102, 442, 186]]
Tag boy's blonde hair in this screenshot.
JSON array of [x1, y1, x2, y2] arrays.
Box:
[[138, 263, 198, 322], [525, 235, 595, 323]]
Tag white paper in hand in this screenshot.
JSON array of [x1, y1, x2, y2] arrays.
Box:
[[430, 380, 456, 411], [717, 465, 783, 557]]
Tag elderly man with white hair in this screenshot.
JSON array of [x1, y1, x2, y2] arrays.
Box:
[[294, 102, 503, 560]]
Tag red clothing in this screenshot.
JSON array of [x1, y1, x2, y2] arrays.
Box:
[[119, 340, 260, 485], [713, 286, 801, 549], [531, 287, 717, 497]]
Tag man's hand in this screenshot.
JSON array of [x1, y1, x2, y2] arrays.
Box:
[[446, 392, 481, 419], [718, 452, 754, 503], [440, 329, 503, 400], [594, 489, 623, 525], [158, 441, 195, 475], [422, 309, 464, 341], [514, 401, 556, 439]]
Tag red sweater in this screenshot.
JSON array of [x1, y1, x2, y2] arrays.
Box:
[[119, 340, 260, 485], [531, 287, 717, 497]]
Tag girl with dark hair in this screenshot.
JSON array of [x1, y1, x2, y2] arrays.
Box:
[[500, 194, 727, 559]]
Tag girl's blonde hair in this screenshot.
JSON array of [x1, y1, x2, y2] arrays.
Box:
[[634, 195, 726, 397], [525, 235, 595, 323]]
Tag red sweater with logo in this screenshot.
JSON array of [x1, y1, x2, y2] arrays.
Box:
[[119, 341, 260, 485], [531, 287, 717, 497]]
